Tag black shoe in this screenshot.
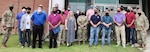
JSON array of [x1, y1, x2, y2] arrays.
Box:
[[54, 46, 57, 48], [38, 47, 42, 49], [49, 46, 52, 49], [32, 46, 35, 49]]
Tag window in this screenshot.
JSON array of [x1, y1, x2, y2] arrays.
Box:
[[119, 0, 139, 4], [95, 0, 116, 4]]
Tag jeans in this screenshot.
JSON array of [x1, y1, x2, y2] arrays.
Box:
[[89, 26, 100, 46], [126, 28, 135, 44], [18, 27, 23, 43], [102, 27, 112, 45], [22, 29, 31, 47]]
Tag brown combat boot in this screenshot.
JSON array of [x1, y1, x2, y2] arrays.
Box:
[[83, 41, 86, 45], [78, 41, 81, 45], [1, 44, 6, 48]]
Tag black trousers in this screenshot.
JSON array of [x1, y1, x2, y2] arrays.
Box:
[[32, 25, 43, 48], [22, 29, 31, 47], [49, 30, 58, 48], [87, 23, 91, 40]]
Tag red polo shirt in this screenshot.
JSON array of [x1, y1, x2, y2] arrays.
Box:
[[125, 12, 136, 28]]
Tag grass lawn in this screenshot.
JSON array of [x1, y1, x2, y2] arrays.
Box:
[[0, 34, 142, 52]]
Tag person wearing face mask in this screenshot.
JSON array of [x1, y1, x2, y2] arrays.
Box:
[[16, 6, 26, 45], [20, 7, 32, 48], [101, 12, 113, 46], [74, 9, 80, 39], [33, 4, 46, 15], [86, 4, 95, 40], [120, 6, 126, 15], [74, 9, 80, 20], [77, 12, 88, 45], [89, 11, 101, 47], [57, 9, 67, 46], [31, 5, 46, 49], [125, 9, 136, 47], [65, 11, 77, 47], [55, 4, 61, 14], [1, 4, 15, 48], [134, 10, 149, 50], [113, 8, 126, 48], [65, 6, 71, 16], [48, 7, 61, 48]]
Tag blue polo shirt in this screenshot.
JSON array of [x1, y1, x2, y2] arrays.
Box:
[[16, 12, 26, 27], [90, 15, 101, 25], [31, 12, 46, 25], [102, 15, 113, 28]]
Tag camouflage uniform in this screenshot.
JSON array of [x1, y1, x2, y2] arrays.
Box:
[[1, 9, 15, 46], [77, 15, 88, 44], [135, 10, 149, 49]]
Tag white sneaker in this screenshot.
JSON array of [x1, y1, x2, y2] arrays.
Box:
[[126, 43, 130, 45], [21, 46, 24, 48], [123, 45, 126, 48], [116, 45, 120, 47], [131, 44, 135, 47], [123, 46, 126, 48]]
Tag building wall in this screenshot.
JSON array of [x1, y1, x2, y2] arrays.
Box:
[[0, 0, 49, 34]]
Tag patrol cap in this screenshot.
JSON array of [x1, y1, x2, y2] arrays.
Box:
[[9, 4, 14, 7]]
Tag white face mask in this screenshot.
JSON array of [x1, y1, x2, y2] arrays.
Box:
[[76, 11, 79, 14], [38, 9, 42, 13], [37, 9, 42, 14], [68, 8, 70, 10], [22, 9, 26, 12]]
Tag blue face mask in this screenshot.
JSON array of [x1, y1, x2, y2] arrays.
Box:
[[90, 6, 94, 9]]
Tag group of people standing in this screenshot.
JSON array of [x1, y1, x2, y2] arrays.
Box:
[[0, 4, 149, 50]]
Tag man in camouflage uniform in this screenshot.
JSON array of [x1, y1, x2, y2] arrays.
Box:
[[135, 10, 149, 50], [77, 12, 88, 45], [1, 4, 15, 48], [57, 9, 66, 46]]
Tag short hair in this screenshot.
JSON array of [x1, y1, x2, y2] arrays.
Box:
[[22, 7, 26, 9], [38, 6, 43, 9], [26, 7, 31, 10]]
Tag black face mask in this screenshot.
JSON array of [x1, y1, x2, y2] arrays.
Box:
[[62, 12, 64, 14], [127, 10, 130, 12], [105, 13, 109, 16], [27, 12, 30, 14], [138, 13, 141, 16], [117, 11, 120, 13], [9, 7, 13, 11], [53, 11, 57, 14], [94, 12, 98, 14]]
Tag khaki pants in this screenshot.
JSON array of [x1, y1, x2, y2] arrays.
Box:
[[136, 30, 147, 45], [115, 25, 126, 47], [2, 27, 12, 45], [57, 25, 66, 46], [78, 28, 87, 41]]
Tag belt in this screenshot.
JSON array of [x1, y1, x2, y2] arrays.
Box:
[[115, 23, 124, 26], [34, 24, 43, 27]]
